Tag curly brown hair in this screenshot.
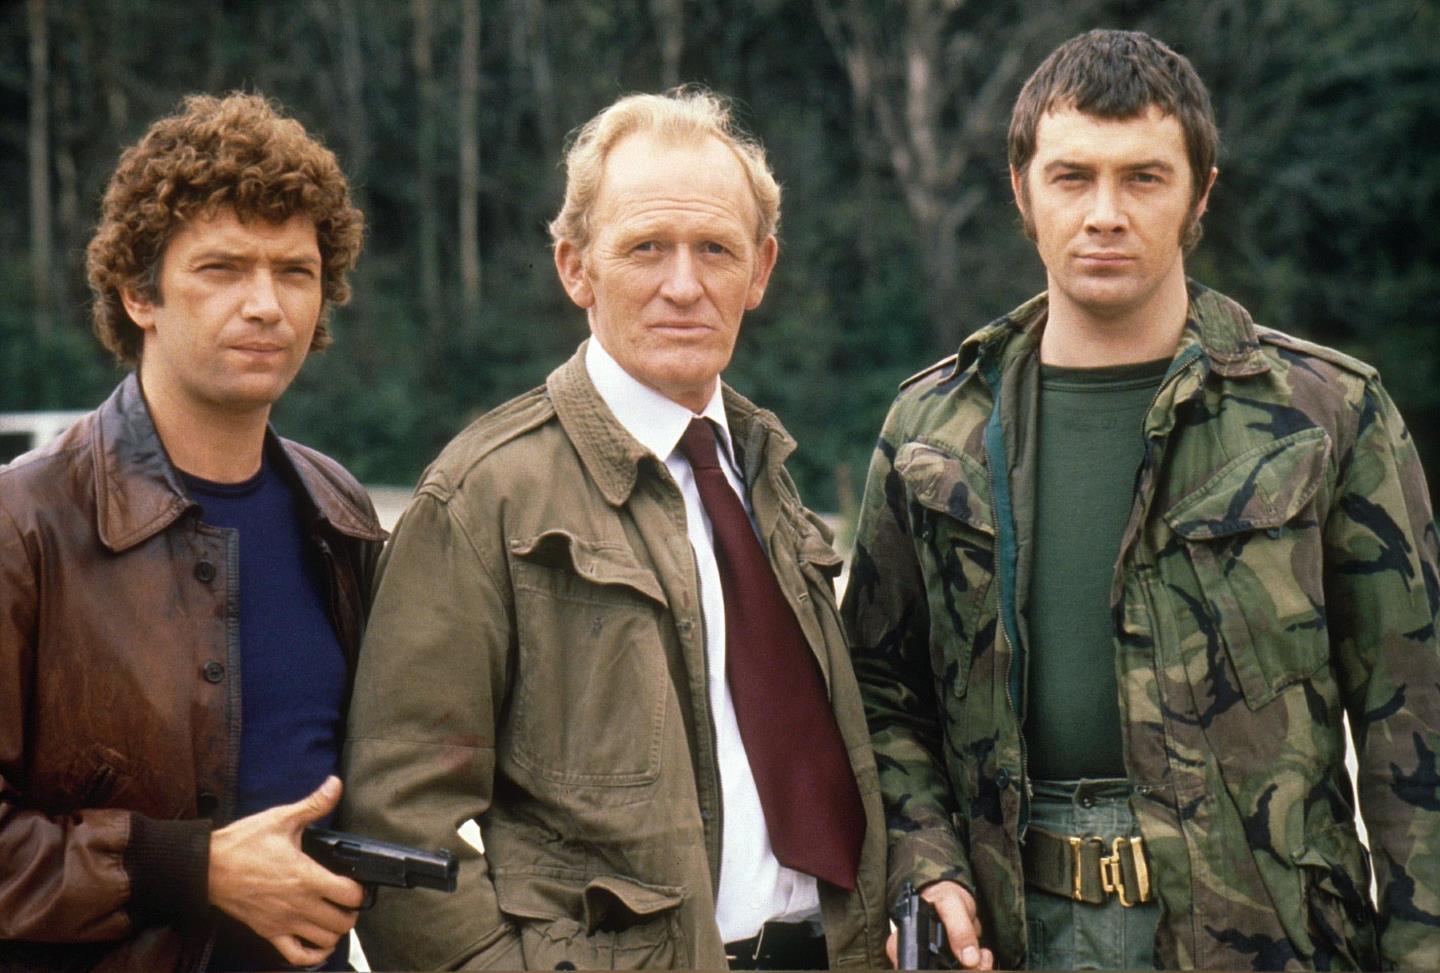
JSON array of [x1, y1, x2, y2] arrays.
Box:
[[86, 92, 365, 365]]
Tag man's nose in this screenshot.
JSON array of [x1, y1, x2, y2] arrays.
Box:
[[1084, 180, 1127, 235], [659, 247, 704, 304], [242, 270, 284, 323]]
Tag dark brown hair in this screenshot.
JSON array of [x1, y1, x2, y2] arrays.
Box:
[[86, 92, 365, 365], [1009, 30, 1218, 248]]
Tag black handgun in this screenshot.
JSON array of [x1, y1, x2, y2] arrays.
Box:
[[894, 882, 958, 970], [302, 825, 458, 909]]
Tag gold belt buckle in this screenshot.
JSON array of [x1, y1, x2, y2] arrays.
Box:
[[1065, 836, 1089, 902], [1099, 836, 1151, 907]]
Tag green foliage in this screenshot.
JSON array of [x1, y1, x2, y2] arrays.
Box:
[[3, 0, 1437, 508], [0, 264, 117, 413]]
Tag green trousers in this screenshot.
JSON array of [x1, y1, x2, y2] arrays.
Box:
[[1024, 779, 1160, 970]]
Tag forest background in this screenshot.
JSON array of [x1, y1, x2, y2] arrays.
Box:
[[4, 0, 1438, 521]]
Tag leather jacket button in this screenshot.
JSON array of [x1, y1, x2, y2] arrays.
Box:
[[995, 768, 1011, 790], [202, 661, 225, 683], [194, 560, 217, 582]]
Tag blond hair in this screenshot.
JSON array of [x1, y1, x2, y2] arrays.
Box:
[[549, 87, 780, 251]]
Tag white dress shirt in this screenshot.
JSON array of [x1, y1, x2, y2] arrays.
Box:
[[585, 338, 820, 942]]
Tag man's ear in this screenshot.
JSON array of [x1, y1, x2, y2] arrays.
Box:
[[744, 235, 779, 310], [1010, 165, 1037, 241], [119, 286, 158, 332], [554, 240, 594, 309], [1194, 165, 1219, 220]]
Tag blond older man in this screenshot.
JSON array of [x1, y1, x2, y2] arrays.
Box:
[[341, 89, 888, 970]]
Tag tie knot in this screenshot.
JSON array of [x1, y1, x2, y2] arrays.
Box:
[[678, 417, 722, 472]]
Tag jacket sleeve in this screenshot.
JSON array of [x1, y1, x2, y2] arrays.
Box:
[[340, 487, 524, 970], [0, 498, 210, 942], [840, 409, 972, 906], [1325, 379, 1440, 969]]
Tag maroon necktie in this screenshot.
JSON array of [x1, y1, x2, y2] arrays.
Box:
[[677, 418, 864, 890]]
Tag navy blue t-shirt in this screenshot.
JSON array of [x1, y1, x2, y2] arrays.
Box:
[[182, 449, 350, 970]]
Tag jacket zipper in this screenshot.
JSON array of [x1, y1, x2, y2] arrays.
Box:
[[979, 356, 1032, 833]]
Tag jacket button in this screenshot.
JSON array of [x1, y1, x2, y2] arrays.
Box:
[[194, 560, 217, 582], [197, 792, 218, 817], [995, 768, 1011, 790], [202, 661, 225, 683]]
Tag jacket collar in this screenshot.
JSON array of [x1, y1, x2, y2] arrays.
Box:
[[956, 278, 1270, 380], [93, 372, 380, 552], [548, 340, 796, 507]]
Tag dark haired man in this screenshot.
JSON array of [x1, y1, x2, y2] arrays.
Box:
[[844, 29, 1439, 970], [0, 93, 383, 971]]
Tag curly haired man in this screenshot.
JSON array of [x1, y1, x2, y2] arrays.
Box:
[[0, 93, 385, 971]]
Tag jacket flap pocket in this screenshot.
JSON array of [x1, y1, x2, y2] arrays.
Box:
[[894, 441, 994, 535], [797, 526, 843, 578], [511, 529, 668, 607], [1165, 428, 1331, 538], [582, 874, 686, 933]]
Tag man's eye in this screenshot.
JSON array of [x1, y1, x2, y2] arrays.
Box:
[[702, 242, 731, 256], [1056, 172, 1088, 184], [282, 266, 318, 278], [633, 241, 658, 253], [1131, 172, 1162, 184]]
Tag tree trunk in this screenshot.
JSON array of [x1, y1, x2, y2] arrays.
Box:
[[458, 0, 482, 325], [649, 0, 685, 89], [28, 0, 52, 336], [337, 0, 371, 189], [816, 0, 1098, 350], [411, 0, 443, 336], [508, 0, 559, 159]]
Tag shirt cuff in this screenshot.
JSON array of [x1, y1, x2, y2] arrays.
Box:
[[124, 814, 213, 928]]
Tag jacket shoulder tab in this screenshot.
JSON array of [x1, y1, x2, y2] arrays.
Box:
[[1188, 284, 1267, 377], [1255, 326, 1378, 382], [421, 386, 556, 493], [280, 439, 387, 542], [899, 354, 960, 391]]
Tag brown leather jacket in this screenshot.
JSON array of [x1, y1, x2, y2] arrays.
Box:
[[0, 374, 385, 972]]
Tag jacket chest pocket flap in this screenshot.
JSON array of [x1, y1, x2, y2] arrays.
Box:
[[509, 530, 671, 788], [1163, 427, 1333, 708], [895, 441, 995, 697]]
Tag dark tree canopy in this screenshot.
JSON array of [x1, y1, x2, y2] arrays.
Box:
[[3, 0, 1436, 517]]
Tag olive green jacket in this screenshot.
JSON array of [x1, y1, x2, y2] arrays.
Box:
[[342, 344, 889, 970], [842, 283, 1440, 970]]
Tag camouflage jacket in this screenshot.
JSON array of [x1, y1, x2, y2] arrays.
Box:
[[842, 283, 1440, 970]]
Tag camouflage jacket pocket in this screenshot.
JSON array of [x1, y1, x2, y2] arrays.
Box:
[[1164, 427, 1334, 708], [508, 529, 671, 791], [895, 441, 996, 698], [1294, 822, 1379, 970]]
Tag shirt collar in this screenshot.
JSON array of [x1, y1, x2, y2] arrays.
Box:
[[584, 337, 741, 471]]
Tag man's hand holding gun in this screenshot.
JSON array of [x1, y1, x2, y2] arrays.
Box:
[[892, 881, 994, 970]]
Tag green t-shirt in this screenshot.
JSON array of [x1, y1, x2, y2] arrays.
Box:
[[1024, 357, 1168, 781]]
